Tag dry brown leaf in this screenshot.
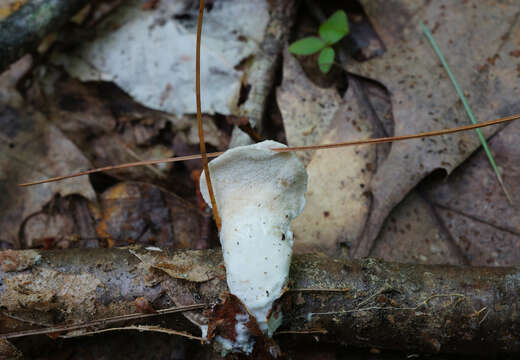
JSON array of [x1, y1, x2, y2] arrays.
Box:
[[21, 195, 98, 249], [433, 207, 520, 266], [277, 52, 342, 166], [35, 71, 228, 187], [0, 58, 95, 247], [371, 191, 464, 265], [372, 107, 520, 267], [278, 54, 377, 256], [296, 89, 374, 255], [420, 118, 520, 266], [36, 72, 174, 183], [346, 0, 520, 257], [95, 182, 208, 250], [130, 247, 224, 283]]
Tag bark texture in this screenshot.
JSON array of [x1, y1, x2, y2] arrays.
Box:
[[0, 0, 89, 72], [237, 0, 297, 130], [0, 248, 519, 355]]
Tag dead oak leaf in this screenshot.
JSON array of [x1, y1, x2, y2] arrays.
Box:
[[277, 51, 342, 166], [345, 0, 520, 257], [371, 191, 466, 265], [96, 182, 208, 250], [278, 53, 376, 256], [0, 59, 95, 247], [421, 117, 520, 266]]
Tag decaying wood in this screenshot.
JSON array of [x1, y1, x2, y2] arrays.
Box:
[[237, 0, 297, 130], [0, 0, 89, 72], [1, 248, 519, 355]]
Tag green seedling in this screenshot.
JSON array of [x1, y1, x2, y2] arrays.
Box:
[[288, 10, 349, 73]]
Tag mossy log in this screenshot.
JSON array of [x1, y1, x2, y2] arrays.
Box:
[[0, 0, 89, 72]]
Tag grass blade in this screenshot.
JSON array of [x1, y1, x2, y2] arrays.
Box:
[[420, 21, 513, 205]]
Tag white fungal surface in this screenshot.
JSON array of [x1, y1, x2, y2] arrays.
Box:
[[200, 140, 307, 335]]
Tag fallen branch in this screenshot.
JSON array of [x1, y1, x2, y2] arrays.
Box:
[[237, 0, 297, 130], [0, 0, 89, 72], [1, 248, 519, 355]]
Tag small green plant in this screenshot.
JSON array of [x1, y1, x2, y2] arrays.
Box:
[[288, 10, 349, 73]]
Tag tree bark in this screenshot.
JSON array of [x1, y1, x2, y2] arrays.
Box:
[[0, 0, 89, 72], [0, 248, 519, 355]]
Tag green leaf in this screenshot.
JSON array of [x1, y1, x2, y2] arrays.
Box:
[[319, 10, 349, 45], [288, 37, 326, 55], [318, 47, 335, 73]]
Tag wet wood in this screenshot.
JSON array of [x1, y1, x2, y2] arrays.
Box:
[[0, 0, 89, 72]]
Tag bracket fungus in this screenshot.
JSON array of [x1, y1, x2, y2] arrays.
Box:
[[200, 140, 307, 352]]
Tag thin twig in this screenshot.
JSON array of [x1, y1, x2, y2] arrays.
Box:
[[196, 0, 221, 231], [18, 152, 223, 186], [479, 307, 490, 325], [307, 293, 466, 320], [60, 324, 204, 341], [114, 138, 165, 178], [355, 285, 391, 308], [2, 304, 208, 339]]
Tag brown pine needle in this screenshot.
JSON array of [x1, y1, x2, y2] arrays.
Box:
[[18, 113, 520, 187], [272, 113, 520, 152], [196, 0, 221, 231], [18, 152, 223, 186]]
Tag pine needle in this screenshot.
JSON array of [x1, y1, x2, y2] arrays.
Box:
[[18, 114, 520, 187], [420, 21, 513, 205], [196, 0, 221, 230]]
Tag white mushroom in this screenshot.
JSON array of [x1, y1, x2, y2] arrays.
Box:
[[200, 140, 307, 336]]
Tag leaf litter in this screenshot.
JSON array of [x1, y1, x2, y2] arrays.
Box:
[[344, 0, 520, 257], [51, 0, 271, 117], [419, 115, 520, 266], [34, 67, 228, 188], [277, 53, 375, 256], [0, 56, 96, 248], [2, 0, 520, 357], [95, 182, 211, 250]]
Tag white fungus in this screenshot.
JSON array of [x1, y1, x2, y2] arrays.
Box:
[[200, 140, 307, 337]]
